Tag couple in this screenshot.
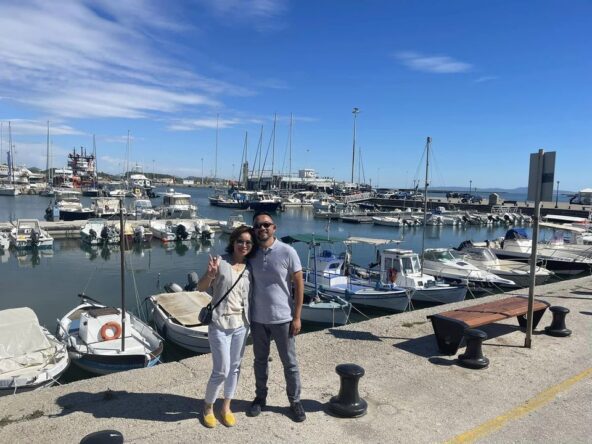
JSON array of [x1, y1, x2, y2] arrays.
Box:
[[196, 211, 306, 428]]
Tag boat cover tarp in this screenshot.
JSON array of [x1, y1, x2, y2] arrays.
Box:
[[153, 291, 212, 326], [504, 229, 529, 240], [345, 236, 402, 246], [0, 307, 54, 375]]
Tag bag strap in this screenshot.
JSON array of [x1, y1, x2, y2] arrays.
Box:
[[210, 265, 247, 310]]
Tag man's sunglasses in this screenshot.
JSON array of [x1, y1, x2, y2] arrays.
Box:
[[254, 222, 274, 229]]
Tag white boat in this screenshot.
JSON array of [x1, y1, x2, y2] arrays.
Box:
[[300, 237, 411, 312], [56, 296, 163, 375], [194, 219, 215, 240], [422, 248, 516, 290], [129, 199, 159, 220], [149, 220, 202, 242], [158, 189, 197, 219], [0, 232, 10, 251], [149, 291, 211, 353], [80, 219, 119, 246], [47, 189, 94, 221], [219, 214, 249, 235], [0, 307, 70, 396], [455, 241, 553, 287], [372, 216, 402, 227], [281, 234, 352, 326], [380, 248, 467, 304], [9, 219, 54, 250], [91, 197, 121, 219], [0, 184, 20, 196], [149, 220, 177, 242], [487, 228, 592, 276]]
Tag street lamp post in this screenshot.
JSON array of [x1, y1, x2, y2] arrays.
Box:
[[201, 158, 204, 185], [555, 180, 560, 208], [351, 107, 360, 184], [469, 179, 472, 194]]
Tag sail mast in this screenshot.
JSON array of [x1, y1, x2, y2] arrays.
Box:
[[271, 113, 276, 187], [421, 136, 431, 274], [214, 113, 219, 187], [288, 113, 293, 191], [119, 198, 126, 352]]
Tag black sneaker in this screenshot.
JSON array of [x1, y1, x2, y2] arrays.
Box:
[[249, 397, 266, 417], [290, 401, 306, 422]]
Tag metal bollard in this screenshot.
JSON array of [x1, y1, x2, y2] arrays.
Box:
[[328, 363, 368, 418], [545, 306, 572, 337], [458, 329, 489, 369]]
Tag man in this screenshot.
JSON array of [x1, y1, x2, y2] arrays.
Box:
[[248, 211, 306, 422]]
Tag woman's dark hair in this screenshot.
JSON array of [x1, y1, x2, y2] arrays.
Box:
[[225, 225, 257, 258]]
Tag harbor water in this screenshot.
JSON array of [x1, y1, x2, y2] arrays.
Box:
[[0, 187, 557, 379]]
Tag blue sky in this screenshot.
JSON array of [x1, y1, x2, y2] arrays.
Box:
[[0, 0, 590, 190]]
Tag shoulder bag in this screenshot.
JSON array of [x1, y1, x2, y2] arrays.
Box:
[[198, 266, 247, 325]]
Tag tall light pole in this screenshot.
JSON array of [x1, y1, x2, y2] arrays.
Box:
[[201, 157, 204, 185], [469, 179, 472, 194], [351, 107, 360, 184], [555, 180, 560, 208]]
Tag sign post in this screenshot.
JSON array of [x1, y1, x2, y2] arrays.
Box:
[[525, 149, 555, 348]]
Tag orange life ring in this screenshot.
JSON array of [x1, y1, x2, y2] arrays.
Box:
[[100, 321, 122, 341], [388, 268, 398, 283]]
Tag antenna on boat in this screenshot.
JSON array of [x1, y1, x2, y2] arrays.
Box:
[[119, 198, 126, 352], [421, 136, 431, 275]]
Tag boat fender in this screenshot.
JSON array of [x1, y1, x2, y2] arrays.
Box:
[[100, 321, 122, 341], [388, 268, 398, 283]]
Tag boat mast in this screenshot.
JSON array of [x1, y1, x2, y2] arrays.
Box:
[[351, 107, 360, 185], [92, 134, 97, 187], [421, 136, 431, 274], [119, 198, 126, 352], [8, 122, 14, 186], [214, 113, 219, 188], [288, 113, 293, 191], [271, 113, 276, 187], [46, 121, 50, 185]]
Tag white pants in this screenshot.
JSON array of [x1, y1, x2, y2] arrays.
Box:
[[204, 324, 249, 404]]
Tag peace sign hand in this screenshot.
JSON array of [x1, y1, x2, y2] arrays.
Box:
[[207, 255, 219, 279]]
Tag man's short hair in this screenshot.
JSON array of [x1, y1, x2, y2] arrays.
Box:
[[252, 211, 274, 222]]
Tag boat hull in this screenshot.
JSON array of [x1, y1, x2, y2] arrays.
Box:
[[151, 301, 210, 354], [301, 301, 351, 326], [410, 286, 467, 304]]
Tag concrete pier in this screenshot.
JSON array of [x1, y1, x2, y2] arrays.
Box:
[[0, 277, 590, 443]]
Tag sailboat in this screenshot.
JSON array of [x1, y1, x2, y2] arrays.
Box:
[[56, 200, 163, 375], [0, 122, 20, 196]]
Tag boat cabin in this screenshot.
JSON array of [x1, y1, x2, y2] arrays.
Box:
[[306, 250, 349, 289], [381, 248, 438, 288]]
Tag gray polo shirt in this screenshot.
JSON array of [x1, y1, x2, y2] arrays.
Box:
[[250, 238, 302, 324]]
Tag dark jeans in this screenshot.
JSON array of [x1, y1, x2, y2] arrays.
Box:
[[251, 321, 301, 403]]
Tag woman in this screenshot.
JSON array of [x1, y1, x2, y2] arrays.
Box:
[[198, 225, 256, 428]]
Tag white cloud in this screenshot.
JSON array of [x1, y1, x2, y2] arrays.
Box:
[[395, 51, 472, 74], [0, 1, 250, 119], [198, 0, 289, 30], [1, 120, 83, 137], [474, 76, 498, 83]]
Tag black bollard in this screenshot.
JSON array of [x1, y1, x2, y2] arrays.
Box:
[[80, 430, 123, 444], [545, 306, 572, 337], [458, 329, 489, 369], [328, 363, 367, 418]]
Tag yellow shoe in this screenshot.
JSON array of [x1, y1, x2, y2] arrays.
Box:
[[203, 412, 217, 428], [221, 411, 236, 427]]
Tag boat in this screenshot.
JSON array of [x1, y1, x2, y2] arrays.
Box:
[[280, 234, 352, 326], [46, 189, 94, 221], [422, 247, 516, 290], [149, 220, 177, 242], [148, 290, 211, 353], [0, 232, 10, 251], [0, 307, 69, 396], [380, 248, 468, 304], [90, 197, 121, 219], [193, 219, 215, 240], [129, 198, 159, 220], [372, 216, 402, 227], [9, 219, 54, 250], [455, 241, 553, 287], [158, 189, 197, 219], [56, 206, 163, 375], [243, 191, 282, 212], [80, 219, 119, 246], [149, 220, 200, 242], [487, 228, 592, 276], [129, 224, 153, 244], [208, 191, 250, 209], [0, 124, 21, 196], [219, 214, 249, 235]]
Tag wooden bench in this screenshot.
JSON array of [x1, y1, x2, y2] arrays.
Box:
[[427, 296, 550, 355]]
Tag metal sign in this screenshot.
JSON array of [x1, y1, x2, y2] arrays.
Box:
[[527, 151, 556, 202]]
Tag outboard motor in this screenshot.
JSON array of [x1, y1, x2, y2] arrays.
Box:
[[89, 228, 97, 239], [134, 225, 144, 243], [184, 272, 199, 291], [100, 226, 110, 240], [175, 224, 189, 241], [164, 282, 184, 293], [30, 230, 40, 247]]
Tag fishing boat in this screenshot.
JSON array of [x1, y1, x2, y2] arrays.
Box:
[[90, 197, 121, 219], [9, 219, 54, 250], [56, 204, 163, 375], [219, 214, 249, 235], [148, 290, 211, 354], [281, 234, 352, 326], [158, 189, 197, 219], [0, 307, 69, 396]]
